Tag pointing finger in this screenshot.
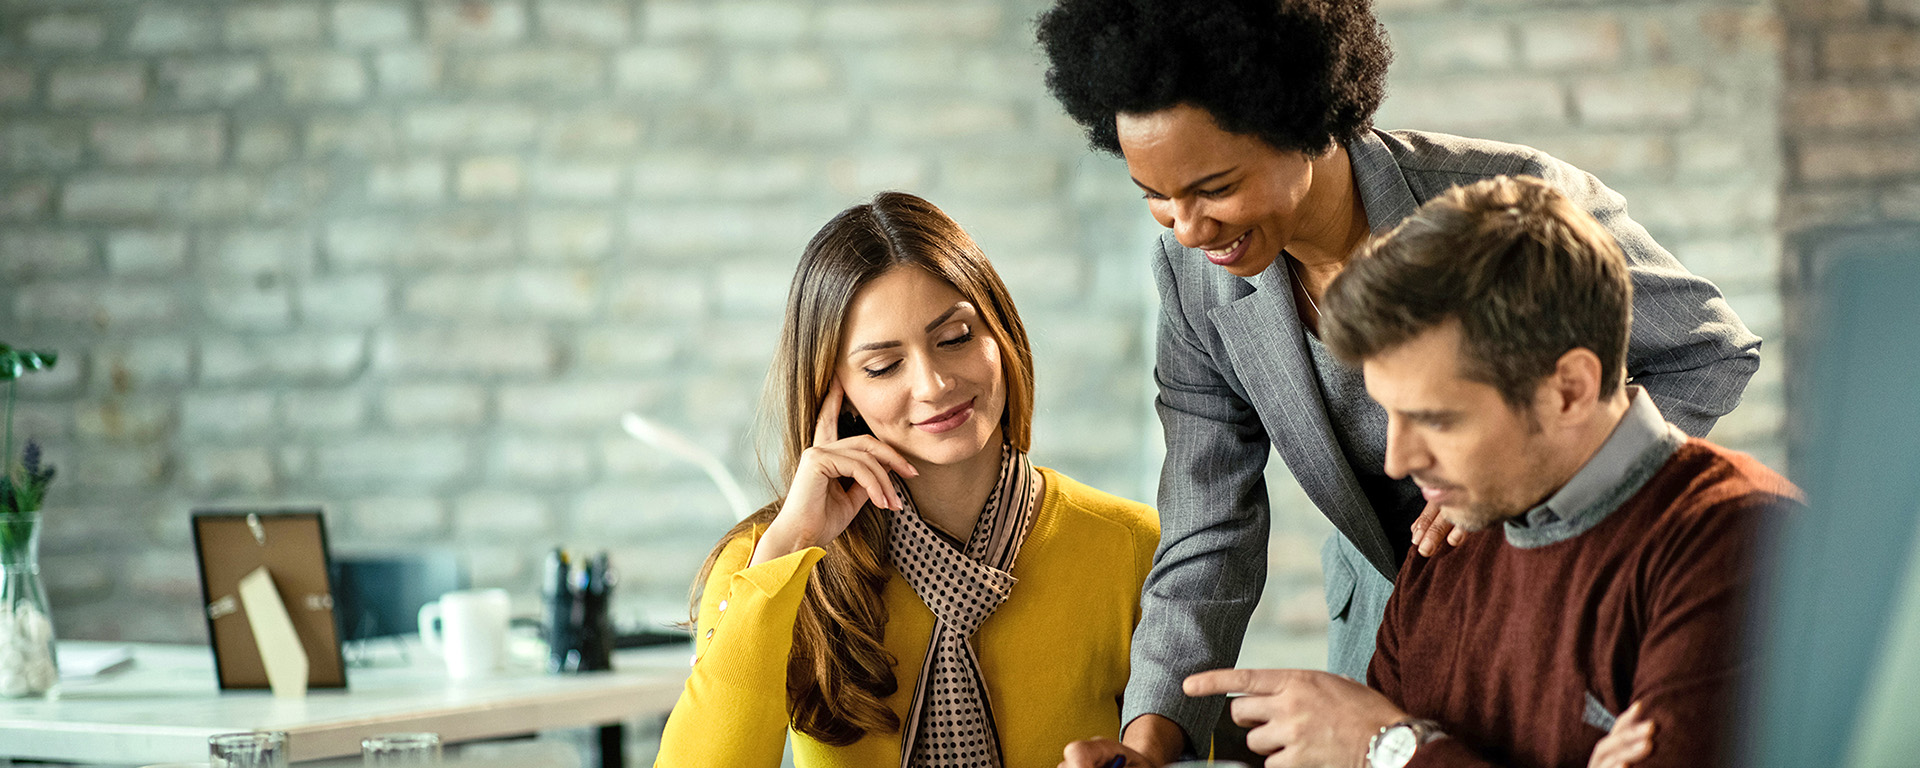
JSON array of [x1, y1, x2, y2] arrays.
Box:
[[1184, 668, 1295, 697]]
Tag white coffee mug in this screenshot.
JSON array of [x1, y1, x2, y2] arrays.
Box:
[[418, 588, 511, 679]]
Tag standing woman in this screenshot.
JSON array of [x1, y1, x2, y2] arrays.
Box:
[[1035, 0, 1760, 763], [654, 192, 1159, 767]]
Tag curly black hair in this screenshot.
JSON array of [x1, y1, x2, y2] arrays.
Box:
[[1036, 0, 1393, 156]]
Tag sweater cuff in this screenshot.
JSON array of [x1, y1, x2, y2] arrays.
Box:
[[1406, 735, 1496, 768], [735, 546, 826, 599], [1122, 673, 1217, 759]]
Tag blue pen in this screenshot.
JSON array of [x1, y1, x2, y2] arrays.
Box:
[[1102, 757, 1126, 768]]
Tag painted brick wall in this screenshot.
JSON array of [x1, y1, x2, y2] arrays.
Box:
[[1377, 0, 1787, 466], [1780, 0, 1920, 231], [1777, 0, 1920, 459], [1, 0, 1788, 691], [0, 0, 1156, 648]]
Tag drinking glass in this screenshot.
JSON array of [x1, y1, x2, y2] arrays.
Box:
[[208, 731, 289, 768], [362, 732, 443, 765]]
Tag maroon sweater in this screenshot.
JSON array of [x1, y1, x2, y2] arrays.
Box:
[[1368, 440, 1801, 768]]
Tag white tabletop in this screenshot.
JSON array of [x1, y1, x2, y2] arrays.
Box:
[[0, 640, 691, 764]]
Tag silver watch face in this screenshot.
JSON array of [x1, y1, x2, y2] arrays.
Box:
[[1370, 725, 1420, 768]]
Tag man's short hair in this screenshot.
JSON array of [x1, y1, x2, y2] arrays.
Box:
[[1322, 175, 1632, 408]]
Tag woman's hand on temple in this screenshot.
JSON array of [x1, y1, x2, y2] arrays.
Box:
[[752, 380, 919, 565]]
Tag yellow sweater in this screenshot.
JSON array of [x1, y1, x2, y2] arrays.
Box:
[[655, 467, 1159, 768]]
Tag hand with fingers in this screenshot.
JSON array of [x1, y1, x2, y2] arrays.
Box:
[[1588, 702, 1654, 768], [1184, 668, 1408, 768], [1058, 738, 1153, 768], [751, 380, 920, 567], [1409, 500, 1468, 557], [1059, 711, 1184, 768]]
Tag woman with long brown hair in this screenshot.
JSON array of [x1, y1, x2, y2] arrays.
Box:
[[653, 191, 1159, 767]]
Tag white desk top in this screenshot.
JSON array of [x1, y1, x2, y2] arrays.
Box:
[[0, 640, 691, 764]]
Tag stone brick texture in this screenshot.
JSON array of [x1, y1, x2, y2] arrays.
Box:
[[1777, 1, 1920, 469], [0, 0, 1789, 692]]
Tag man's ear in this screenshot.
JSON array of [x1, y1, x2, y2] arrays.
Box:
[[1544, 347, 1604, 424]]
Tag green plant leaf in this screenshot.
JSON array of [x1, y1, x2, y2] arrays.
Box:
[[0, 347, 57, 382]]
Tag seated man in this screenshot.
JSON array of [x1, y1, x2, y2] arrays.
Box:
[[1183, 175, 1801, 768]]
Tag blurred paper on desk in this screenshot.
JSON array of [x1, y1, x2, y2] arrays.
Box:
[[56, 644, 133, 678]]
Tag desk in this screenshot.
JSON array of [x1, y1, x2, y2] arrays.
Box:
[[0, 641, 690, 765]]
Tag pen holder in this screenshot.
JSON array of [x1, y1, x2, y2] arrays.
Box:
[[542, 550, 614, 673]]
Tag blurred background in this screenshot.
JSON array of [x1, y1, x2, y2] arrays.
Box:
[[0, 0, 1911, 760]]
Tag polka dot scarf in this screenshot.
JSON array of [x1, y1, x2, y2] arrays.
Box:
[[887, 444, 1038, 768]]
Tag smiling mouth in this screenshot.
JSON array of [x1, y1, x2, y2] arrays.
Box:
[[1202, 231, 1251, 266], [914, 399, 975, 434]]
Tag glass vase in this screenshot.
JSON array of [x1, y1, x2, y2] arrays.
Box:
[[0, 514, 57, 698]]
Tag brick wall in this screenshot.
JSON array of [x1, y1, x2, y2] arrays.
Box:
[[1, 0, 1789, 681], [1781, 0, 1920, 225], [1777, 0, 1920, 465], [1374, 0, 1787, 465], [0, 0, 1153, 645]]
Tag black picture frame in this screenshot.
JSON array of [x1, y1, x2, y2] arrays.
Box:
[[190, 508, 348, 690]]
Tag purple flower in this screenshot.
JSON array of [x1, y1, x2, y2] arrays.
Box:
[[6, 441, 55, 510]]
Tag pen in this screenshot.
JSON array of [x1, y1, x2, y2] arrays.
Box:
[[1102, 757, 1127, 768], [589, 551, 611, 595]]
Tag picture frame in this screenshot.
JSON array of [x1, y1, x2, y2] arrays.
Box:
[[190, 509, 348, 690]]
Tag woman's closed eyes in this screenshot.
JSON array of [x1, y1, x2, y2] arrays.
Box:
[[861, 326, 976, 378]]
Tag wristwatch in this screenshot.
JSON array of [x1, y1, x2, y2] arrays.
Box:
[[1365, 718, 1446, 768]]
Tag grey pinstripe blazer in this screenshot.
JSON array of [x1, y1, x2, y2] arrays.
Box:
[[1122, 129, 1762, 747]]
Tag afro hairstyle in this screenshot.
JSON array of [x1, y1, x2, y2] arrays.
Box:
[[1036, 0, 1393, 156]]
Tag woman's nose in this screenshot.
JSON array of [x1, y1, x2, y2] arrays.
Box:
[[1170, 200, 1217, 249], [909, 357, 951, 399]]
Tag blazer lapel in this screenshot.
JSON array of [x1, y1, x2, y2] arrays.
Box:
[[1351, 129, 1422, 235], [1210, 264, 1398, 578]]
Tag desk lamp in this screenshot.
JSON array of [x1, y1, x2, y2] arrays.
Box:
[[619, 413, 754, 521]]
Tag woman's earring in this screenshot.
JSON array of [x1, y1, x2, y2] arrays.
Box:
[[837, 408, 865, 437]]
